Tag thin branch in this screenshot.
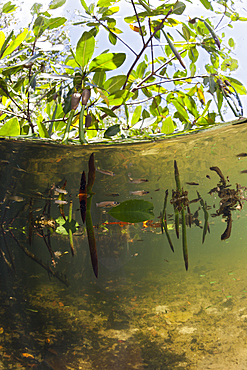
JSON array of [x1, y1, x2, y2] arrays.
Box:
[[215, 4, 227, 30], [134, 50, 187, 90], [0, 84, 25, 113], [126, 94, 162, 105], [123, 8, 173, 90], [0, 108, 26, 119], [93, 15, 137, 56], [149, 18, 154, 73], [131, 74, 208, 91], [131, 0, 145, 45], [9, 229, 69, 287]]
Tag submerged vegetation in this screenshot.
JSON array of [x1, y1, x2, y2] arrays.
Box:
[[0, 0, 246, 144]]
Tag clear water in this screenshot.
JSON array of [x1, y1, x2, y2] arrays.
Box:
[[1, 123, 247, 369]]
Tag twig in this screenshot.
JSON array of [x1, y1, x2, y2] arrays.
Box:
[[149, 18, 154, 73], [123, 8, 173, 90], [131, 74, 208, 92], [9, 229, 69, 287], [131, 0, 145, 45], [0, 83, 25, 113], [93, 15, 137, 56]]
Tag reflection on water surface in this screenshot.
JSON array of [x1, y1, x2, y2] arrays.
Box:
[[1, 123, 247, 369]]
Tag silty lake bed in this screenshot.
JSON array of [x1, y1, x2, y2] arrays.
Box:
[[1, 121, 247, 369]]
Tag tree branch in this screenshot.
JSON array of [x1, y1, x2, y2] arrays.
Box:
[[131, 0, 145, 45], [122, 8, 173, 90], [93, 15, 137, 56]]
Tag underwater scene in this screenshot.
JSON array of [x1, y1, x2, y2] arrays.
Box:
[[1, 122, 247, 369]]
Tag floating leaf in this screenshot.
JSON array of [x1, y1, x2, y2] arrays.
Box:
[[109, 200, 154, 223]]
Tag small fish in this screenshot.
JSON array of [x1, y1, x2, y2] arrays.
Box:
[[96, 201, 119, 208], [96, 168, 115, 176], [54, 251, 69, 259], [241, 170, 247, 174], [54, 187, 68, 195], [206, 175, 211, 179], [105, 193, 120, 197], [186, 182, 199, 186], [22, 353, 34, 359], [8, 195, 24, 202], [130, 190, 149, 196], [54, 200, 68, 205], [236, 153, 247, 157], [128, 173, 148, 183], [13, 166, 26, 172], [0, 160, 9, 164]]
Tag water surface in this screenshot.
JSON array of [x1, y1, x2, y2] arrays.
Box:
[[1, 123, 247, 369]]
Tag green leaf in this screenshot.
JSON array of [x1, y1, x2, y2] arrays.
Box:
[[0, 31, 5, 51], [37, 117, 49, 138], [98, 107, 117, 118], [108, 200, 154, 223], [93, 71, 106, 88], [107, 90, 130, 105], [97, 0, 114, 6], [221, 58, 238, 72], [131, 105, 142, 125], [172, 98, 189, 121], [209, 75, 216, 94], [104, 124, 120, 137], [190, 62, 196, 77], [225, 77, 247, 95], [188, 46, 199, 63], [47, 16, 67, 29], [228, 37, 235, 48], [201, 99, 212, 117], [33, 16, 66, 37], [80, 0, 89, 12], [56, 216, 79, 235], [172, 1, 186, 15], [182, 25, 190, 40], [184, 95, 199, 118], [30, 3, 43, 15], [163, 31, 186, 69], [108, 32, 117, 45], [199, 0, 213, 11], [0, 117, 20, 136], [2, 29, 29, 59], [2, 1, 16, 13], [161, 116, 175, 134], [76, 31, 95, 68], [89, 52, 126, 72], [104, 75, 125, 94], [49, 0, 66, 9]]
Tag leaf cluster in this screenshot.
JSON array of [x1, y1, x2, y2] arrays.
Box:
[[0, 0, 246, 143]]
